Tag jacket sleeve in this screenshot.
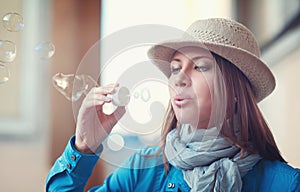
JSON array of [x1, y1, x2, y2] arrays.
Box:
[[46, 135, 144, 192], [46, 135, 100, 192]]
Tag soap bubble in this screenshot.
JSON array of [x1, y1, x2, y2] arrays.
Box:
[[2, 12, 24, 32], [52, 73, 78, 101], [0, 40, 16, 63], [107, 133, 125, 151], [34, 41, 55, 60], [0, 64, 10, 84], [52, 73, 97, 101]]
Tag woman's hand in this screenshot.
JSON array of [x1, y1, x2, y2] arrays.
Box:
[[75, 84, 126, 154]]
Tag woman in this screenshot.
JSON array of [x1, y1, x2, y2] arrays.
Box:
[[46, 18, 300, 191]]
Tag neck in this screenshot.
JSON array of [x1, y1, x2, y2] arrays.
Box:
[[190, 120, 209, 130], [189, 121, 219, 130]]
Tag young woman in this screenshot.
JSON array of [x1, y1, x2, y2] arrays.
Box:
[[46, 18, 300, 191]]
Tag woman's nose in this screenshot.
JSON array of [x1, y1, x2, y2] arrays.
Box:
[[173, 72, 191, 87]]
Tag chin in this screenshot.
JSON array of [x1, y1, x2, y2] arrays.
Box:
[[176, 116, 198, 125]]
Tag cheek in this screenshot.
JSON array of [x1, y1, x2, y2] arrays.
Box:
[[193, 72, 211, 93], [193, 79, 212, 109]]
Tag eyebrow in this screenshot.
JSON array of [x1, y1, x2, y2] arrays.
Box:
[[171, 55, 213, 62]]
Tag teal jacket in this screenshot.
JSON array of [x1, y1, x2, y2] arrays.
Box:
[[46, 136, 300, 191]]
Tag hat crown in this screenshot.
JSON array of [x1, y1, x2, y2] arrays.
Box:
[[185, 18, 261, 57]]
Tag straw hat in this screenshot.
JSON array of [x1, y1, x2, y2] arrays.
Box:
[[147, 18, 275, 102]]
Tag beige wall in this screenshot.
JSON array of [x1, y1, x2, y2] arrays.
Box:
[[237, 0, 300, 168], [260, 45, 300, 168], [0, 141, 48, 191]]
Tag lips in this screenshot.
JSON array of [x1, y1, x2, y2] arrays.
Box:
[[173, 95, 192, 107]]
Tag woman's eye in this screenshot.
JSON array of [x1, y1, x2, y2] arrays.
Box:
[[170, 66, 181, 74], [194, 65, 211, 72]]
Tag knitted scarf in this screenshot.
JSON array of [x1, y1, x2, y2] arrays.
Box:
[[164, 125, 261, 192]]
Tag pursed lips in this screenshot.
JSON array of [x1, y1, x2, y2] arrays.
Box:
[[173, 94, 192, 107]]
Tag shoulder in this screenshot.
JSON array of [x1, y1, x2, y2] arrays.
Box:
[[243, 159, 300, 191], [256, 159, 300, 176]]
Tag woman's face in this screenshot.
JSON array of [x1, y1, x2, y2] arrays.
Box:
[[168, 46, 215, 129]]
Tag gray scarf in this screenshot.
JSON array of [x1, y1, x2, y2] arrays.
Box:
[[164, 125, 261, 192]]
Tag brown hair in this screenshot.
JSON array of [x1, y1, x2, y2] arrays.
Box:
[[158, 53, 286, 173]]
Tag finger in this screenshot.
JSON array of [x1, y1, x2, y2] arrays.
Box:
[[82, 91, 112, 109], [83, 96, 112, 109], [87, 87, 111, 96], [91, 84, 119, 95]]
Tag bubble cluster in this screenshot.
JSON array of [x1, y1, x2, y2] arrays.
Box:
[[0, 11, 55, 86], [0, 12, 24, 85]]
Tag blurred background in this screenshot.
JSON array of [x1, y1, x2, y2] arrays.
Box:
[[0, 0, 299, 191]]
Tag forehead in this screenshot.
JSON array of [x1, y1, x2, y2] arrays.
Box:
[[172, 46, 213, 59]]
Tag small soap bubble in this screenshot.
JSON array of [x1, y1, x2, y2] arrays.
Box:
[[0, 64, 10, 84], [0, 40, 16, 63], [107, 133, 125, 151], [2, 12, 24, 32], [35, 41, 55, 60]]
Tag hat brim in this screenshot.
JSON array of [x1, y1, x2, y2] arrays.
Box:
[[147, 40, 275, 102]]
